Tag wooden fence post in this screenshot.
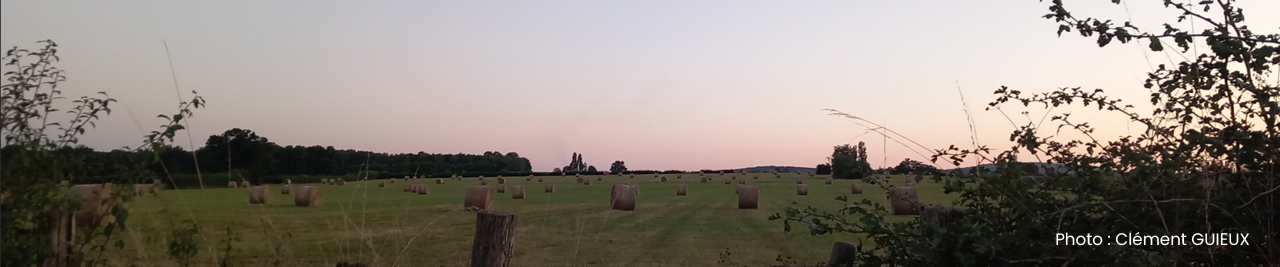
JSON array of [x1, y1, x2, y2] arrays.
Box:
[[471, 210, 517, 267], [828, 241, 856, 267]]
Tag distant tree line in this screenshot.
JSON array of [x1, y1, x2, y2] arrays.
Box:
[[46, 128, 533, 182]]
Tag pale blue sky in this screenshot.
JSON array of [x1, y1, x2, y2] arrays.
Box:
[[3, 1, 1276, 171]]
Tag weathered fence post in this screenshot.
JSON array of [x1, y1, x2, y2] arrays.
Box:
[[471, 210, 517, 267], [45, 210, 75, 267], [828, 241, 856, 267]]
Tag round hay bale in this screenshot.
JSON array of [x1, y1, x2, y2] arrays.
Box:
[[379, 181, 386, 187], [526, 177, 532, 181], [228, 181, 238, 188], [825, 177, 833, 185], [512, 186, 525, 199], [660, 176, 667, 182], [737, 186, 759, 209], [249, 185, 273, 204], [851, 183, 863, 194], [320, 178, 328, 184], [327, 179, 335, 185], [285, 179, 292, 184], [133, 184, 153, 196], [497, 184, 506, 193], [389, 179, 394, 184], [576, 177, 583, 183], [150, 183, 163, 194], [70, 184, 120, 227], [416, 184, 430, 195], [464, 186, 494, 210], [544, 184, 555, 193], [700, 177, 708, 183], [738, 179, 746, 185], [676, 184, 687, 196], [677, 174, 681, 179], [497, 178, 505, 184], [796, 178, 804, 184], [537, 177, 543, 182], [403, 183, 412, 192], [583, 179, 591, 185], [294, 186, 322, 207], [481, 180, 488, 186], [888, 187, 920, 215], [596, 176, 602, 181], [436, 178, 444, 184], [610, 184, 636, 211], [753, 175, 758, 180], [629, 174, 634, 178], [282, 184, 292, 194], [336, 178, 345, 186], [797, 184, 809, 195], [724, 179, 730, 184]]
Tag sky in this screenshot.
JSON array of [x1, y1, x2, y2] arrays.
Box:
[[3, 1, 1277, 171]]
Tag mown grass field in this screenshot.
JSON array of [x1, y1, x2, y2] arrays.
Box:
[[112, 173, 954, 266]]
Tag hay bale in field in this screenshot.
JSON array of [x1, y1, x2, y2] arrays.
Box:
[[596, 176, 602, 181], [327, 179, 335, 185], [526, 177, 532, 181], [70, 184, 120, 227], [545, 184, 555, 193], [677, 174, 681, 179], [150, 183, 163, 193], [825, 176, 833, 185], [797, 184, 809, 195], [723, 179, 730, 184], [379, 181, 385, 187], [249, 185, 273, 204], [294, 186, 322, 207], [629, 174, 634, 178], [416, 184, 430, 195], [796, 178, 804, 184], [284, 179, 292, 184], [389, 179, 394, 184], [403, 183, 412, 192], [464, 186, 494, 210], [676, 184, 687, 196], [576, 177, 583, 183], [700, 177, 707, 183], [436, 178, 444, 184], [583, 179, 591, 185], [610, 184, 636, 211], [888, 187, 920, 215], [660, 176, 667, 182], [336, 179, 346, 186], [321, 178, 328, 184], [481, 180, 488, 186], [851, 183, 863, 194], [537, 177, 543, 182], [739, 179, 747, 185], [737, 186, 759, 209], [753, 175, 758, 180], [497, 177, 505, 184], [497, 184, 506, 193], [227, 181, 238, 188], [133, 184, 153, 196], [920, 205, 963, 226], [512, 186, 525, 199], [282, 184, 292, 194]]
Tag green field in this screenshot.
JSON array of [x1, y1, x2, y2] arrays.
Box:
[[113, 174, 952, 266]]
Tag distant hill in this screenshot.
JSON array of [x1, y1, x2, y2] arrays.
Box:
[[737, 166, 816, 173]]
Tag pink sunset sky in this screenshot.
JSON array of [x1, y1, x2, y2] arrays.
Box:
[[3, 1, 1277, 171]]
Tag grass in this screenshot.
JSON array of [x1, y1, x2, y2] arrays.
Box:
[[111, 173, 955, 266]]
